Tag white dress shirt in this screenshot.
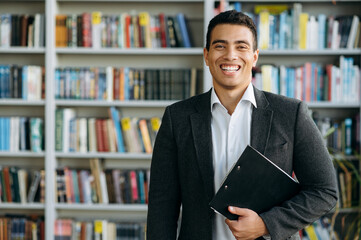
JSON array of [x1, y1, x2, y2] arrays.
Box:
[[211, 83, 257, 239]]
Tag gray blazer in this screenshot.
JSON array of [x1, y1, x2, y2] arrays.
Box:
[[147, 87, 338, 240]]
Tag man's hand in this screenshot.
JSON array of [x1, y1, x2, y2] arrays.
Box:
[[225, 206, 269, 240]]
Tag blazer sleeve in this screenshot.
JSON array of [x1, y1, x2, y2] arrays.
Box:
[[147, 106, 181, 240], [259, 101, 338, 239]]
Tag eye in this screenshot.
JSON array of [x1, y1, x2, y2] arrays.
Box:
[[214, 44, 225, 49]]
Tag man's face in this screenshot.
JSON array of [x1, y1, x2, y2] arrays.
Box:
[[204, 24, 259, 92]]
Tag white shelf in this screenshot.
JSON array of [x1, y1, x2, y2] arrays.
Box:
[[58, 0, 202, 2], [0, 151, 45, 157], [0, 47, 45, 54], [259, 49, 361, 56], [55, 152, 152, 159], [216, 0, 361, 2], [55, 203, 147, 211], [307, 102, 361, 108], [56, 47, 204, 55], [332, 154, 361, 161], [0, 203, 45, 209], [0, 0, 45, 2], [55, 100, 176, 107], [329, 207, 361, 213], [0, 99, 45, 106]]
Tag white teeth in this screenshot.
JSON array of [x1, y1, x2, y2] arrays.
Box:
[[221, 65, 239, 71]]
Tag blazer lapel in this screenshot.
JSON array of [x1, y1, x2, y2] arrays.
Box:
[[251, 87, 273, 155], [190, 90, 215, 201]]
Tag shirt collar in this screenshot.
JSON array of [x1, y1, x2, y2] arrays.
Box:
[[210, 83, 258, 112]]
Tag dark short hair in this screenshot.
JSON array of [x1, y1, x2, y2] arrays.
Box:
[[205, 10, 258, 51]]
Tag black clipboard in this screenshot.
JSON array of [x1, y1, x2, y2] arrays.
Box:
[[209, 145, 300, 220]]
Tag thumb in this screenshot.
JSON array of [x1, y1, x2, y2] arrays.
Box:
[[228, 206, 251, 216]]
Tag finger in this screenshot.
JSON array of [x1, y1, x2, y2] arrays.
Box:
[[228, 206, 251, 216], [225, 218, 237, 232]]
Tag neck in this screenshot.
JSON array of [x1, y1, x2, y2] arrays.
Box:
[[213, 82, 250, 115]]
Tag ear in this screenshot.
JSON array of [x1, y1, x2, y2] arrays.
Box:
[[203, 48, 209, 66], [253, 49, 259, 67]]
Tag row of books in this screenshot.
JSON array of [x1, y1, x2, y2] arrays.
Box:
[[0, 215, 44, 240], [213, 0, 242, 15], [0, 14, 45, 47], [56, 159, 150, 204], [252, 57, 360, 103], [0, 65, 45, 100], [313, 114, 360, 209], [313, 114, 360, 155], [254, 5, 360, 50], [302, 217, 333, 240], [229, 3, 361, 50], [301, 213, 361, 240], [55, 219, 145, 240], [0, 167, 44, 204], [0, 117, 44, 152], [54, 67, 198, 101], [55, 107, 161, 153], [55, 11, 192, 49], [334, 159, 360, 209]]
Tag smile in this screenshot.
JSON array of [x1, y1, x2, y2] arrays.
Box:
[[220, 64, 240, 72]]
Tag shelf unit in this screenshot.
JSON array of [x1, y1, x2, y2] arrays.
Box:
[[47, 0, 213, 239], [239, 0, 361, 239], [0, 0, 360, 239], [0, 0, 47, 227]]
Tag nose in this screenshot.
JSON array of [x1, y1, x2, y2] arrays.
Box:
[[224, 47, 238, 60]]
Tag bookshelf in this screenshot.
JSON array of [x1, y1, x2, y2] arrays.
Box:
[[0, 0, 360, 239], [226, 0, 360, 239], [48, 0, 212, 239]]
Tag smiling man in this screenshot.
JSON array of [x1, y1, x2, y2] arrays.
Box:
[[147, 10, 337, 240]]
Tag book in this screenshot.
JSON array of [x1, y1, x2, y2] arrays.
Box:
[[27, 170, 41, 203], [106, 119, 117, 152], [209, 145, 300, 220], [63, 167, 74, 203], [87, 118, 97, 152], [92, 12, 102, 49], [89, 158, 103, 203], [105, 169, 115, 203], [259, 11, 270, 49], [109, 107, 125, 153], [2, 167, 11, 202], [54, 219, 72, 240], [79, 170, 92, 204], [138, 119, 152, 153], [347, 15, 360, 49], [17, 169, 28, 204], [94, 220, 106, 240], [55, 15, 68, 47], [129, 170, 139, 203], [82, 13, 92, 47], [9, 167, 20, 203], [30, 118, 43, 153], [138, 12, 151, 48], [298, 12, 308, 49], [56, 169, 67, 203]]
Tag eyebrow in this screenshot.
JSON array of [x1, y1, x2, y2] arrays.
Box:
[[211, 39, 251, 46]]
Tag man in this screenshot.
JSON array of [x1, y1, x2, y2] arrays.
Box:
[[147, 10, 337, 240]]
